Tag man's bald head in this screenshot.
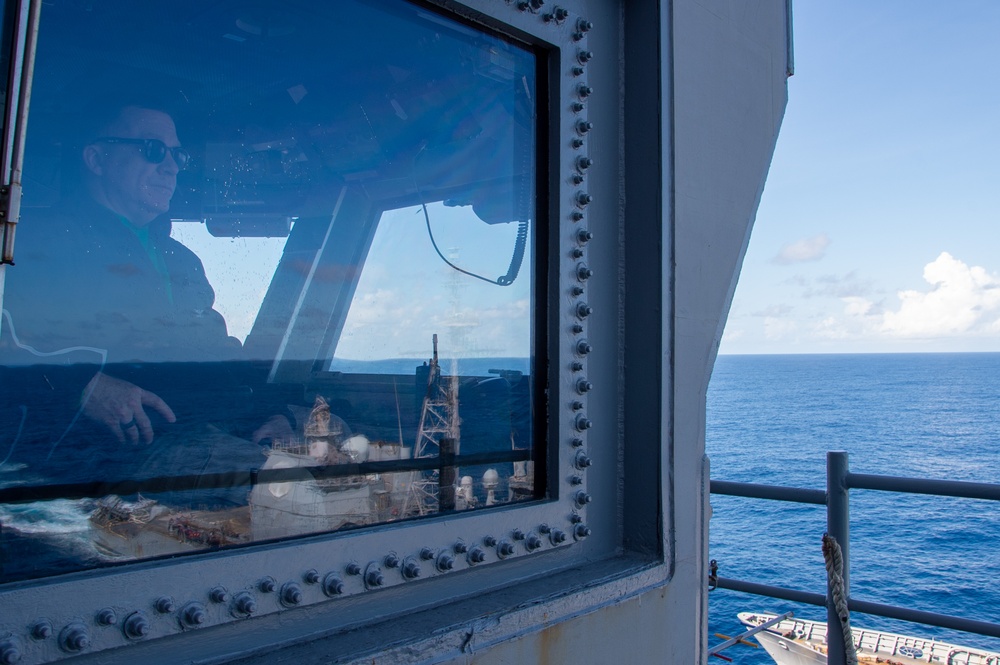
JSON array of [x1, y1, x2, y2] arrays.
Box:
[[82, 106, 183, 226]]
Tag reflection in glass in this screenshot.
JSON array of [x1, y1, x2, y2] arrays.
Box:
[[0, 0, 538, 583]]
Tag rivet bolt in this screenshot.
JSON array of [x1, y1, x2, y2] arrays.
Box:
[[30, 620, 52, 641], [281, 582, 303, 606], [402, 558, 422, 580], [154, 596, 175, 614], [0, 638, 22, 664], [210, 586, 229, 604], [233, 593, 257, 616], [122, 613, 149, 640], [322, 574, 344, 597], [365, 565, 384, 588], [436, 552, 455, 572], [59, 623, 91, 652], [181, 602, 207, 627]]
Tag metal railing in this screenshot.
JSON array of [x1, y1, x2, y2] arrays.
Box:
[[710, 451, 1000, 664]]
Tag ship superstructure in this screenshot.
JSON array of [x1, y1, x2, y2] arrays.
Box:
[[0, 0, 792, 663]]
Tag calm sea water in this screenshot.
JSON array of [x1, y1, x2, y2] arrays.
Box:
[[707, 353, 1000, 663]]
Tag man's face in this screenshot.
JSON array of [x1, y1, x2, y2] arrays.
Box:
[[86, 107, 182, 227]]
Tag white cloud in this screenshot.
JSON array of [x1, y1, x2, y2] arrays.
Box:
[[800, 270, 876, 299], [722, 328, 745, 342], [880, 252, 1000, 338], [729, 253, 1000, 352], [772, 234, 831, 265], [814, 316, 851, 340], [841, 296, 875, 318], [763, 316, 798, 340], [751, 304, 794, 318]]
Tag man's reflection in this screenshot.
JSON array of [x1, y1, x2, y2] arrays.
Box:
[[77, 105, 192, 444], [1, 99, 290, 476]]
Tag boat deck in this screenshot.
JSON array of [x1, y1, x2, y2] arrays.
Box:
[[739, 612, 1000, 665]]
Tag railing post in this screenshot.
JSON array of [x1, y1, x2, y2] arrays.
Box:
[[827, 451, 851, 664]]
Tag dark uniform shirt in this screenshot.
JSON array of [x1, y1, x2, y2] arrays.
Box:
[[0, 200, 271, 491]]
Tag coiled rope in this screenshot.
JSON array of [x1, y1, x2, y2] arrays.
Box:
[[822, 533, 858, 665]]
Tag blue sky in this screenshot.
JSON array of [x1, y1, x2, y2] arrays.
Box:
[[719, 1, 1000, 355], [174, 203, 531, 361]]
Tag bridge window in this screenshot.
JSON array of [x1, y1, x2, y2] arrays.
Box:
[[0, 0, 538, 583]]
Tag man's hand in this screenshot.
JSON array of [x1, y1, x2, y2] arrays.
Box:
[[252, 415, 294, 446], [81, 372, 176, 444]]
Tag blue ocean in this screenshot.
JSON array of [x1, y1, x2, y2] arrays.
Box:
[[707, 353, 1000, 663]]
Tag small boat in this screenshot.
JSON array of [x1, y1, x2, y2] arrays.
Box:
[[738, 611, 1000, 665]]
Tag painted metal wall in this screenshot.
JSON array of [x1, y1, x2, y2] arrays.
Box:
[[342, 1, 790, 663]]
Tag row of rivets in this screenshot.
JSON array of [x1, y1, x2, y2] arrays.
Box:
[[13, 576, 315, 654], [543, 6, 570, 22], [515, 0, 546, 12], [512, 0, 580, 30], [29, 531, 576, 646], [565, 9, 593, 522]]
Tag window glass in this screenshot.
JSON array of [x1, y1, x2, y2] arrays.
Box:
[[0, 0, 537, 583], [333, 202, 532, 370]]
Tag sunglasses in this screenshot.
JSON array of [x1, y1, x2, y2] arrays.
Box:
[[95, 137, 191, 170]]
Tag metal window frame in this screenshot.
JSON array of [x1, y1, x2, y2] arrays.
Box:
[[0, 0, 40, 265], [0, 1, 668, 663]]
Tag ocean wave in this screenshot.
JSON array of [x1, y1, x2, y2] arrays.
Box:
[[0, 498, 94, 535]]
